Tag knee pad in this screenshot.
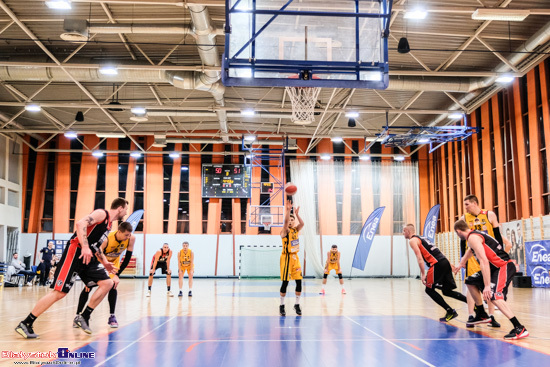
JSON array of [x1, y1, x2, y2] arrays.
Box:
[[323, 273, 328, 279], [338, 273, 343, 279], [295, 279, 302, 293], [280, 281, 289, 294]]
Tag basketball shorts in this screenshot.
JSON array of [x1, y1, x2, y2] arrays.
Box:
[[426, 258, 457, 290], [465, 261, 516, 301], [280, 253, 302, 281], [151, 261, 168, 275], [466, 255, 481, 277], [325, 263, 341, 274], [179, 265, 194, 274], [51, 242, 110, 293]]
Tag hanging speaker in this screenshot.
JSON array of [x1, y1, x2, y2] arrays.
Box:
[[397, 37, 411, 54], [348, 118, 356, 128], [75, 111, 84, 122]]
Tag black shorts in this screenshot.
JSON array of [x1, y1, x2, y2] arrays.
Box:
[[51, 242, 110, 294], [465, 262, 516, 301], [426, 259, 457, 290], [151, 261, 168, 275]]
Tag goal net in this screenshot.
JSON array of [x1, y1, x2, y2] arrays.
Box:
[[239, 245, 282, 278]]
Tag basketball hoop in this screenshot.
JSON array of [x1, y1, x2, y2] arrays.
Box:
[[285, 86, 321, 125], [260, 214, 273, 231]]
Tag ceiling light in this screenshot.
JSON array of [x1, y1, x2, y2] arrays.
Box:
[[130, 151, 142, 158], [169, 152, 180, 158], [472, 9, 529, 22], [99, 65, 118, 75], [131, 107, 147, 115], [345, 111, 359, 118], [46, 0, 71, 10], [320, 154, 331, 160], [393, 155, 406, 161], [92, 150, 104, 158], [359, 154, 370, 161], [96, 133, 126, 138], [449, 112, 464, 119], [181, 166, 189, 171], [331, 137, 343, 143], [496, 75, 515, 83], [244, 134, 256, 141], [348, 118, 356, 128], [64, 131, 77, 139], [25, 104, 41, 112], [404, 9, 427, 20], [241, 109, 256, 116], [397, 37, 411, 54], [417, 138, 430, 144]]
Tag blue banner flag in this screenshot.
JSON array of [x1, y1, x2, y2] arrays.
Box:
[[422, 204, 440, 244], [352, 207, 385, 271], [126, 209, 144, 233]]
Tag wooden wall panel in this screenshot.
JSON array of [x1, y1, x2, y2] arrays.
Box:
[[144, 137, 164, 234], [21, 136, 29, 230], [105, 139, 119, 232], [469, 113, 482, 198], [341, 139, 353, 235], [527, 70, 543, 216], [379, 162, 394, 235], [440, 147, 449, 231], [28, 150, 48, 233], [207, 144, 225, 234], [125, 142, 137, 215], [480, 103, 493, 209], [189, 144, 202, 234], [168, 143, 182, 234], [491, 96, 507, 220], [512, 79, 530, 218], [453, 141, 463, 221], [53, 137, 70, 233], [316, 140, 338, 235], [418, 146, 430, 228], [539, 64, 550, 201], [74, 136, 99, 222], [448, 143, 456, 224]]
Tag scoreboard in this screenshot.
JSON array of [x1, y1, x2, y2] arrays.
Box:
[[202, 164, 251, 198]]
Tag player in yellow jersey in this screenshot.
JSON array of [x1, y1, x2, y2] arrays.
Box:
[[320, 245, 346, 295], [178, 241, 194, 297], [279, 199, 304, 316], [75, 222, 135, 329], [458, 194, 512, 328]]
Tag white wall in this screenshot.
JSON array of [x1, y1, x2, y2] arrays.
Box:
[[20, 233, 423, 278], [0, 138, 22, 262]]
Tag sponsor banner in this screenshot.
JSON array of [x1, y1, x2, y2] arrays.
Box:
[[352, 207, 385, 271], [525, 240, 550, 288], [422, 205, 440, 244]]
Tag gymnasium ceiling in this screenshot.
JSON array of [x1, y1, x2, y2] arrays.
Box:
[[0, 0, 549, 155]]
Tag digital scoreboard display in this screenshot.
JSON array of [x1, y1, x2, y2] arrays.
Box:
[[202, 164, 251, 198]]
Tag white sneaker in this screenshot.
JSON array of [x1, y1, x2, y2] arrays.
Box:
[[146, 290, 151, 297], [167, 291, 174, 297]]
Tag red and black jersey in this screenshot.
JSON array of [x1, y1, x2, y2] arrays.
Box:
[[412, 235, 446, 267], [467, 230, 510, 269], [69, 210, 111, 254], [152, 249, 171, 265]]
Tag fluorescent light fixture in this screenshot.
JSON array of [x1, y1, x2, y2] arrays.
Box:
[[472, 9, 529, 22], [25, 104, 41, 112], [96, 132, 126, 138], [345, 111, 359, 118], [244, 134, 256, 141], [99, 65, 118, 75], [393, 155, 406, 161], [130, 151, 142, 158], [320, 154, 331, 160], [181, 166, 189, 171], [331, 137, 343, 143], [241, 109, 256, 116], [449, 113, 464, 119], [417, 138, 430, 144], [404, 9, 427, 20], [92, 150, 104, 158], [131, 107, 147, 115], [359, 154, 370, 161], [46, 0, 71, 10], [64, 131, 77, 138], [496, 75, 515, 83], [169, 152, 180, 158]]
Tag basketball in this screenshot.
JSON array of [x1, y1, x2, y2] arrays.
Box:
[[285, 182, 298, 196]]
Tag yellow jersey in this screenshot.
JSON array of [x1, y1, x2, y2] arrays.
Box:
[[178, 249, 193, 269], [282, 228, 300, 254], [464, 210, 493, 276], [103, 231, 130, 264], [329, 251, 339, 264]]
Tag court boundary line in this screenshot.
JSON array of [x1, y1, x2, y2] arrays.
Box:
[[344, 316, 436, 367]]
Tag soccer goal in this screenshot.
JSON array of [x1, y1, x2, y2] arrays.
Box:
[[239, 245, 282, 278]]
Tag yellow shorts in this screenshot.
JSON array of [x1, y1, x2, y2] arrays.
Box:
[[280, 253, 302, 281], [466, 257, 481, 277], [325, 263, 340, 274], [106, 257, 120, 279], [179, 265, 194, 274]]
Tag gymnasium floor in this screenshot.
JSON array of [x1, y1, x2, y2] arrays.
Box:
[[1, 278, 549, 366]]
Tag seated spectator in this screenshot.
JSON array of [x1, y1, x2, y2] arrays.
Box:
[[11, 253, 36, 285]]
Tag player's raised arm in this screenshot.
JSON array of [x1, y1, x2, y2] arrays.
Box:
[[294, 206, 304, 232], [281, 199, 292, 238]]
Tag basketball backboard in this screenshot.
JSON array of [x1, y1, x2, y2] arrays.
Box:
[[222, 0, 392, 89]]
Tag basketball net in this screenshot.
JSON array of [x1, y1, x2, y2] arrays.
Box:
[[285, 86, 321, 125]]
